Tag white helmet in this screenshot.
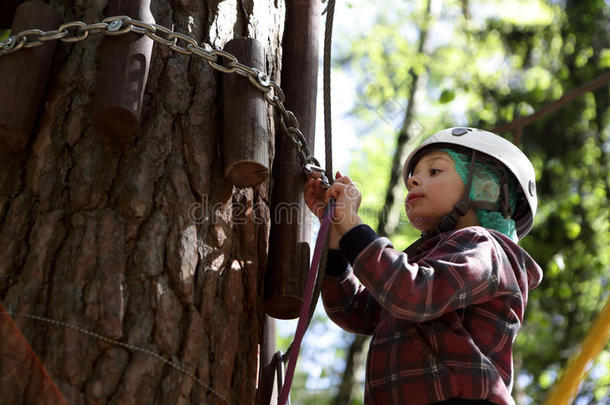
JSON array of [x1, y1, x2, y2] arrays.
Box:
[[403, 127, 537, 239]]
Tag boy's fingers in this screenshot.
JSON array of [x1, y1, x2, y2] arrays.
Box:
[[308, 172, 323, 181], [325, 184, 341, 202], [333, 176, 352, 185]]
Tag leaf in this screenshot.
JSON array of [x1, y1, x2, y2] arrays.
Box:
[[439, 89, 455, 104]]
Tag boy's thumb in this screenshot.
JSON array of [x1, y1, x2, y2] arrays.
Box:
[[335, 171, 342, 179]]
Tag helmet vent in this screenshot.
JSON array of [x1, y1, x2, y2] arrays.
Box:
[[451, 127, 469, 136]]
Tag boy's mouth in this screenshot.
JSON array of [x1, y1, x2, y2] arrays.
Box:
[[407, 193, 423, 203]]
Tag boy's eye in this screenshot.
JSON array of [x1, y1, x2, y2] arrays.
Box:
[[429, 168, 441, 176]]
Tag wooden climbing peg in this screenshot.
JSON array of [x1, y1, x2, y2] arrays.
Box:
[[256, 315, 279, 405], [222, 38, 269, 187], [0, 0, 20, 29], [264, 0, 321, 319], [0, 1, 61, 151], [92, 0, 154, 138]]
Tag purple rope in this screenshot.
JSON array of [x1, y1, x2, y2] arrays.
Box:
[[278, 200, 335, 405]]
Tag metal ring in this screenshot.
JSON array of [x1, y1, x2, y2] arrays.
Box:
[[208, 49, 238, 73], [81, 22, 109, 35], [15, 29, 46, 43], [167, 31, 199, 55], [188, 43, 216, 63], [232, 61, 258, 77], [276, 101, 289, 121], [17, 32, 45, 48], [40, 29, 66, 42], [128, 19, 155, 35], [283, 111, 299, 129], [58, 21, 89, 42], [12, 36, 26, 52], [23, 39, 44, 48], [287, 127, 310, 154], [296, 147, 310, 166], [264, 91, 275, 105], [129, 25, 149, 36], [306, 156, 323, 169], [279, 118, 289, 135], [12, 30, 46, 49], [288, 136, 303, 149], [269, 82, 285, 103], [145, 23, 177, 47]]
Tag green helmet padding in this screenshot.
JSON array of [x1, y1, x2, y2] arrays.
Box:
[[441, 149, 518, 241]]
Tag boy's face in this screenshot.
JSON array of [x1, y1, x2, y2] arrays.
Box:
[[405, 150, 465, 232]]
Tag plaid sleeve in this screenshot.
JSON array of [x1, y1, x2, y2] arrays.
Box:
[[321, 265, 382, 335], [350, 226, 520, 323]]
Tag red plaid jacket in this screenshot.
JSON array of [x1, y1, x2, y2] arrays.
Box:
[[322, 225, 542, 405]]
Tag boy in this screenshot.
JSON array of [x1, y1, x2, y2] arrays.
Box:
[[304, 127, 542, 405]]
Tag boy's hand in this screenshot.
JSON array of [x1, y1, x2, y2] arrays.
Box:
[[325, 172, 362, 236], [304, 172, 327, 218], [305, 172, 341, 249]]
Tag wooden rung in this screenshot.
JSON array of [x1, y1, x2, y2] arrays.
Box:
[[0, 1, 61, 151], [256, 315, 278, 405], [92, 0, 154, 138], [264, 0, 321, 319], [222, 38, 269, 187]]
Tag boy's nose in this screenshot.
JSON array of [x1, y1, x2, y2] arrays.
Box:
[[407, 176, 420, 190]]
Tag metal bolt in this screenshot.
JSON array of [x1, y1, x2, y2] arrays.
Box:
[[528, 180, 536, 197], [108, 20, 123, 32], [258, 71, 270, 87], [1, 36, 16, 50]]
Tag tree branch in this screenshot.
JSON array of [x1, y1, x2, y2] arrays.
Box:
[[492, 71, 610, 143]]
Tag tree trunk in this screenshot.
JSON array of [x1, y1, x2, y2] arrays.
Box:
[[0, 1, 285, 404], [332, 334, 368, 405]]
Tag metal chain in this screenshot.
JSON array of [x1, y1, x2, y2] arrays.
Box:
[[0, 15, 330, 187]]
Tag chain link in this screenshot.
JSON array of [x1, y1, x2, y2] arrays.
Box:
[[0, 16, 329, 187], [57, 21, 89, 42], [102, 16, 133, 35], [13, 29, 46, 48], [38, 29, 66, 42], [145, 23, 177, 47]]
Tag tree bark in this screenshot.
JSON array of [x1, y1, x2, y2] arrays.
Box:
[[0, 1, 285, 404]]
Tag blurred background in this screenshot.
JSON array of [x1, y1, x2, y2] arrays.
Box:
[[277, 0, 610, 404]]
